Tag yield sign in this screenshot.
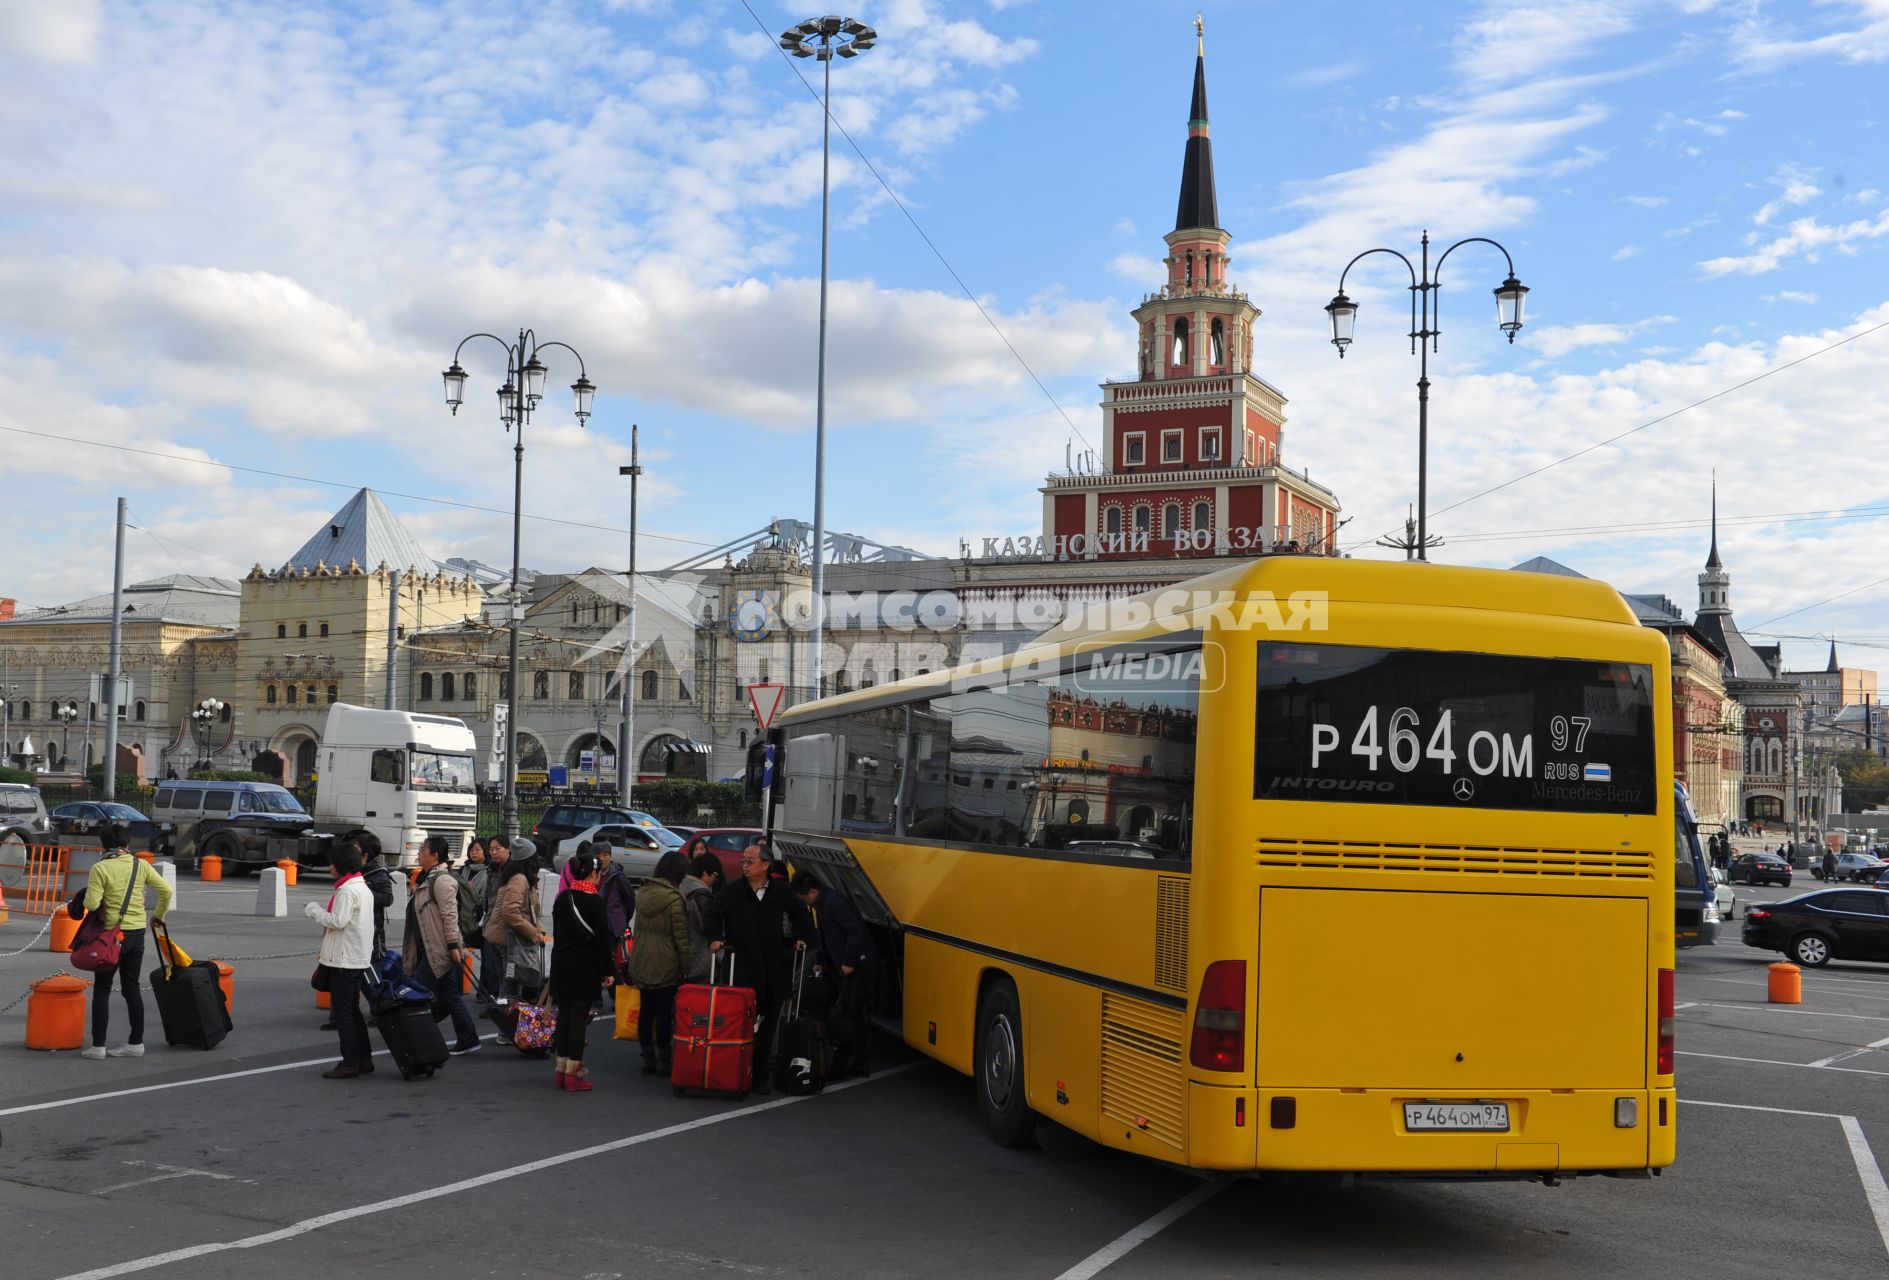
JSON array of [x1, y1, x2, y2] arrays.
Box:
[[748, 682, 787, 731]]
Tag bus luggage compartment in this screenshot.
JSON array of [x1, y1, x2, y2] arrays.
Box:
[[1254, 887, 1648, 1093]]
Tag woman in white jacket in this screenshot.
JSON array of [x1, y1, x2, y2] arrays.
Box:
[[306, 841, 376, 1079]]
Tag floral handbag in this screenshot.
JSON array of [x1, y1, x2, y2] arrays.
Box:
[[514, 1001, 558, 1051]]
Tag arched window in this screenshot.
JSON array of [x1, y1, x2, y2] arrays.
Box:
[[266, 686, 277, 705], [1134, 505, 1152, 535], [298, 623, 308, 638], [739, 729, 748, 748], [1210, 318, 1225, 365], [1162, 503, 1181, 538], [220, 704, 231, 722], [861, 659, 876, 689], [20, 700, 30, 720], [463, 673, 476, 701], [568, 670, 585, 700], [276, 624, 286, 639], [306, 686, 317, 706], [1193, 500, 1211, 533], [1184, 251, 1194, 285], [677, 679, 690, 702], [835, 670, 851, 694], [641, 670, 658, 701], [441, 672, 455, 702], [570, 601, 580, 624], [134, 700, 146, 722], [591, 602, 600, 624], [1105, 506, 1122, 535], [1171, 318, 1189, 366], [286, 685, 298, 705], [532, 671, 549, 700], [419, 673, 433, 701], [327, 685, 338, 703], [499, 672, 510, 699], [319, 623, 329, 638]]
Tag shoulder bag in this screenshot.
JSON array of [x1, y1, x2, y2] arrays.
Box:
[[71, 859, 143, 975]]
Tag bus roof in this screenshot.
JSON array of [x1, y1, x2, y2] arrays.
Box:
[[777, 557, 1646, 726]]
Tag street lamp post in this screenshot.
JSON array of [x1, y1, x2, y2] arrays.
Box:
[[56, 702, 77, 770], [619, 425, 641, 806], [190, 697, 224, 771], [442, 330, 595, 840], [779, 14, 878, 702], [1324, 231, 1529, 560]]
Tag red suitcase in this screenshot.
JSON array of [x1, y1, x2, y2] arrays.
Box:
[[672, 952, 757, 1098]]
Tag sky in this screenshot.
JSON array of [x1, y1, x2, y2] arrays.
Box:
[[3, 0, 1889, 679]]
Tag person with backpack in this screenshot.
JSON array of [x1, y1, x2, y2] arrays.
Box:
[[79, 824, 173, 1060], [476, 835, 511, 1001], [404, 835, 482, 1055], [628, 850, 692, 1077]]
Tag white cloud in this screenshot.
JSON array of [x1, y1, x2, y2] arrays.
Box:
[[1620, 194, 1669, 208], [1735, 1, 1889, 67], [1524, 314, 1675, 358], [1763, 290, 1820, 304], [1452, 2, 1638, 87], [1110, 254, 1164, 285], [1612, 244, 1641, 260], [1548, 144, 1608, 176], [1754, 166, 1823, 225], [0, 0, 101, 64], [1700, 207, 1889, 276]]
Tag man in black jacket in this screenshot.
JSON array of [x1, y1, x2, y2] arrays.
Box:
[[703, 843, 810, 1094], [794, 871, 877, 1078]]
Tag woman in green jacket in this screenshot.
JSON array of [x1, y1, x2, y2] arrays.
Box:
[[81, 825, 173, 1059], [628, 850, 692, 1075]]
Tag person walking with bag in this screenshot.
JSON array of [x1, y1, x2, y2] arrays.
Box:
[[549, 850, 614, 1091], [305, 842, 375, 1079], [793, 871, 877, 1079], [629, 850, 692, 1076], [404, 835, 482, 1056], [79, 824, 173, 1059], [703, 843, 811, 1095], [484, 842, 545, 1044], [476, 835, 511, 1001], [680, 853, 719, 985]]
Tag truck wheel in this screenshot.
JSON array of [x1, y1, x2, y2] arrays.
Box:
[[975, 979, 1036, 1149], [204, 834, 245, 876]]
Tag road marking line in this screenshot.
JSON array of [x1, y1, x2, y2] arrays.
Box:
[[0, 1033, 500, 1119], [1677, 1050, 1889, 1077], [1049, 1177, 1228, 1280], [1684, 1003, 1889, 1022], [92, 1170, 227, 1196], [1673, 1002, 1698, 1010], [1682, 1100, 1889, 1260], [1808, 1033, 1889, 1069], [52, 1062, 924, 1280], [1688, 974, 1889, 1003]]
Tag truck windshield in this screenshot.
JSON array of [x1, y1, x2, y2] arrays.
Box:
[[411, 752, 476, 792]]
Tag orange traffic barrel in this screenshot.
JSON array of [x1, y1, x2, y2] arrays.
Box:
[[0, 883, 9, 925], [49, 911, 81, 952], [215, 960, 235, 1013], [315, 987, 332, 1010], [1768, 962, 1802, 1004], [276, 859, 298, 887], [26, 974, 91, 1050], [199, 855, 222, 882], [135, 850, 156, 864]]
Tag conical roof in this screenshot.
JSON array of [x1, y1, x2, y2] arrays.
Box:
[[1174, 43, 1220, 232], [286, 489, 438, 576]]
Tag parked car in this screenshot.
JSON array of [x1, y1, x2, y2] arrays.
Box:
[[1729, 851, 1793, 887], [664, 825, 701, 844], [678, 827, 766, 883], [532, 802, 666, 850], [1814, 852, 1888, 883], [1742, 889, 1889, 967], [554, 822, 684, 881], [0, 783, 52, 848], [48, 801, 161, 847], [1710, 865, 1738, 922]]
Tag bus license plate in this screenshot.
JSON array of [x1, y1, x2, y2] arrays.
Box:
[[1404, 1102, 1509, 1132]]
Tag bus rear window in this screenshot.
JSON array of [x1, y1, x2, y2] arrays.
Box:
[[1254, 643, 1657, 815]]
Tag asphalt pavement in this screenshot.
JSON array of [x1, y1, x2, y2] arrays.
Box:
[[0, 845, 1885, 1279]]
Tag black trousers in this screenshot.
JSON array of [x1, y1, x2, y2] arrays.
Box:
[[552, 998, 591, 1061], [637, 985, 678, 1067], [91, 927, 147, 1048], [828, 964, 875, 1074]]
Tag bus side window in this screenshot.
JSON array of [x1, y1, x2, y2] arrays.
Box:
[[371, 750, 402, 786]]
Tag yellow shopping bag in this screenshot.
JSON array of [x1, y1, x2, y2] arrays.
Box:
[[154, 925, 194, 968], [614, 984, 641, 1041]]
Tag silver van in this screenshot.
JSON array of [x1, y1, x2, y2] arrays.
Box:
[[151, 780, 313, 870]]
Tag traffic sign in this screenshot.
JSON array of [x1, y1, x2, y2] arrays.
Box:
[[748, 682, 786, 730]]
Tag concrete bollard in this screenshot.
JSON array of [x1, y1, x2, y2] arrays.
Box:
[[537, 869, 560, 935], [154, 860, 178, 893], [255, 866, 287, 917]]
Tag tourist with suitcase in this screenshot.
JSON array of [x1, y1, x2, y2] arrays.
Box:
[[305, 841, 376, 1079], [671, 950, 758, 1098], [702, 843, 811, 1094], [794, 871, 877, 1080], [77, 824, 173, 1060], [549, 849, 615, 1091], [404, 835, 483, 1056]]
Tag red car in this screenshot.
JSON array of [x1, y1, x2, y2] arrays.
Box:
[[679, 827, 766, 883]]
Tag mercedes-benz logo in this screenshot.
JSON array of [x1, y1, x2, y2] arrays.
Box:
[[1452, 777, 1476, 802]]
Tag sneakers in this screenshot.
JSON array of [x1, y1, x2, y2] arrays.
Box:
[[449, 1041, 482, 1056], [80, 1045, 107, 1060], [107, 1044, 145, 1058]]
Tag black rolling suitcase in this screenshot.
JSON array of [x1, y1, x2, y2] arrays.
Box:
[[773, 951, 827, 1096], [147, 922, 232, 1050], [374, 997, 449, 1079]]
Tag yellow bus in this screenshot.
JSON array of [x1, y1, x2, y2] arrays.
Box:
[[769, 558, 1676, 1181]]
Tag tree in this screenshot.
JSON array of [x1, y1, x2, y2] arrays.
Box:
[[1832, 749, 1889, 812]]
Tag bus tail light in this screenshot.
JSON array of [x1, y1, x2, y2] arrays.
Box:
[[1657, 967, 1674, 1075], [1190, 960, 1247, 1072]]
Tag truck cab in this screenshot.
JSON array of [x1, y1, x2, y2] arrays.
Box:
[[315, 704, 479, 867]]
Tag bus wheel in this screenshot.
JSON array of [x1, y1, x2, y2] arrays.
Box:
[[1790, 933, 1831, 968], [975, 980, 1036, 1149]]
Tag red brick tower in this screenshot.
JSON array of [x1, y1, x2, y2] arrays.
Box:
[[1042, 25, 1341, 561]]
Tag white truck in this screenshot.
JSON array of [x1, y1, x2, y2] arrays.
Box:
[[313, 703, 479, 868]]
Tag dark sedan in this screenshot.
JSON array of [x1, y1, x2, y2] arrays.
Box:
[[1741, 889, 1889, 967], [1729, 851, 1792, 887], [48, 801, 161, 847]]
